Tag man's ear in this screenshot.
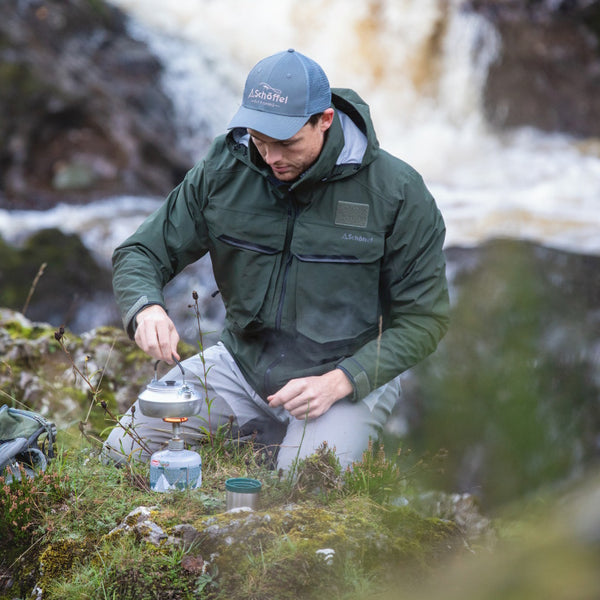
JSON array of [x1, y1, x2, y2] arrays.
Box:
[[320, 108, 335, 132]]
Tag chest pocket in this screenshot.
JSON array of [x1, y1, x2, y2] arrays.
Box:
[[207, 205, 286, 331], [291, 221, 385, 344]]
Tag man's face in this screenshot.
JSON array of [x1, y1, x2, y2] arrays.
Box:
[[248, 109, 334, 182]]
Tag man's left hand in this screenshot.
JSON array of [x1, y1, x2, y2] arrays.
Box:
[[267, 369, 353, 419]]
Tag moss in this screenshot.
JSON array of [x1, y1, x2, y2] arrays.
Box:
[[4, 320, 34, 340], [380, 506, 460, 572], [38, 538, 90, 587], [38, 532, 197, 600], [100, 527, 123, 544], [0, 557, 39, 600], [0, 442, 468, 600], [86, 535, 197, 600], [190, 496, 460, 599], [2, 317, 56, 343]]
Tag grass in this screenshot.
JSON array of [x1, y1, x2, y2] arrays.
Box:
[[0, 306, 485, 600], [0, 423, 461, 600]]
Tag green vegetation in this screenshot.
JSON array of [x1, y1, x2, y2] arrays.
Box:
[[3, 239, 600, 599], [405, 241, 600, 508], [0, 310, 481, 599], [0, 429, 463, 599], [4, 417, 598, 600]]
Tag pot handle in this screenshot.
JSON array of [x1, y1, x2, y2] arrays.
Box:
[[152, 355, 187, 384]]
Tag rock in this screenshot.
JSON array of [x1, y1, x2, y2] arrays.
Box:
[[0, 0, 193, 210], [0, 309, 156, 431], [108, 505, 173, 547], [381, 472, 600, 600], [193, 499, 462, 599], [171, 523, 203, 550], [180, 554, 205, 574], [413, 491, 496, 549], [465, 0, 600, 136], [315, 548, 335, 565], [0, 228, 116, 332]]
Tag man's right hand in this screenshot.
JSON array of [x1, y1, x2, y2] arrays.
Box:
[[134, 305, 180, 363]]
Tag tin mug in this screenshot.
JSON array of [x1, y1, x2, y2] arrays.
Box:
[[225, 477, 262, 510]]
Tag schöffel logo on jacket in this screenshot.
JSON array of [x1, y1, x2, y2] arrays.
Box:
[[247, 83, 289, 108], [342, 232, 374, 244]]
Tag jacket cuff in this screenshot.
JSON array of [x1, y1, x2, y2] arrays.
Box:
[[124, 297, 162, 339], [336, 359, 372, 402]]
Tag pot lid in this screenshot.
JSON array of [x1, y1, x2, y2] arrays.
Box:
[[146, 379, 186, 391], [142, 378, 199, 398]]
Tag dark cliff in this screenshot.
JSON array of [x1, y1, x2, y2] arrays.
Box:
[[0, 0, 192, 210]]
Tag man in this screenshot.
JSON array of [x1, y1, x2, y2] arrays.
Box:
[[104, 49, 449, 471]]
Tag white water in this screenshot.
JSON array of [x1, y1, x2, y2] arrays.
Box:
[[2, 0, 599, 264]]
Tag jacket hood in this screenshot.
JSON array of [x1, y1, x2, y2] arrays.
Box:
[[227, 87, 380, 187], [330, 88, 379, 164]]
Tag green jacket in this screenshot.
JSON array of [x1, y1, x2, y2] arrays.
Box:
[[112, 88, 450, 401]]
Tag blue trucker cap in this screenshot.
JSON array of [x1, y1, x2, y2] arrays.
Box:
[[228, 49, 331, 140]]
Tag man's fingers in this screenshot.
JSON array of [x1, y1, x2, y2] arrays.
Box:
[[268, 371, 351, 419], [134, 306, 179, 362], [154, 320, 178, 362], [268, 381, 318, 419], [268, 378, 308, 406]]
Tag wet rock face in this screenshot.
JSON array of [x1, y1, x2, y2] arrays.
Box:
[[0, 228, 116, 332], [0, 0, 192, 209], [466, 0, 600, 136]]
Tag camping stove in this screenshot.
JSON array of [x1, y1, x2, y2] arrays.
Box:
[[138, 357, 202, 492]]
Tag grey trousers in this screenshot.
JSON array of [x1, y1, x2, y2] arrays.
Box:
[[103, 342, 400, 471]]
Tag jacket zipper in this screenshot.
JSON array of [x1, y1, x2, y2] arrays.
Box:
[[275, 199, 298, 330]]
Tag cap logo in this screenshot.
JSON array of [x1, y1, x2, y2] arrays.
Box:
[[247, 82, 289, 109]]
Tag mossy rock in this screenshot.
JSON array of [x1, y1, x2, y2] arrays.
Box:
[[194, 497, 461, 599], [39, 538, 92, 586], [0, 228, 113, 328], [0, 310, 136, 434]]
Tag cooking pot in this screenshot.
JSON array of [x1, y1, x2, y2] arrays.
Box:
[[138, 356, 203, 419]]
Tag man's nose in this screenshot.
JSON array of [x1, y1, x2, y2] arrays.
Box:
[[263, 144, 282, 164]]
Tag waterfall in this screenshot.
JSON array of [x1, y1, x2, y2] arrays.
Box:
[[105, 0, 600, 255], [2, 0, 598, 257]]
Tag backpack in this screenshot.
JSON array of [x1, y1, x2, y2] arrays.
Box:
[[0, 405, 56, 483]]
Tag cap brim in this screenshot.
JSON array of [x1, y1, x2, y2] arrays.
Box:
[[228, 106, 309, 140]]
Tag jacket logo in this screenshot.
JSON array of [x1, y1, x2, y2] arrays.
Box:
[[342, 232, 374, 244], [248, 83, 289, 106]]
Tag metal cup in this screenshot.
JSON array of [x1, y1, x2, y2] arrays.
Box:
[[225, 477, 262, 511]]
